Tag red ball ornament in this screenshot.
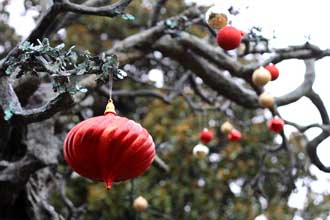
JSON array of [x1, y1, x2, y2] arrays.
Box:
[[217, 26, 242, 50], [228, 129, 241, 142], [265, 64, 280, 81], [63, 100, 156, 190], [200, 128, 213, 144], [269, 117, 285, 133]]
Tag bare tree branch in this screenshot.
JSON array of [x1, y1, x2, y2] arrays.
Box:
[[177, 32, 245, 78], [149, 0, 168, 27], [303, 89, 330, 172], [307, 90, 330, 125], [0, 154, 45, 208], [61, 0, 133, 17], [98, 73, 190, 105], [0, 76, 23, 113], [189, 74, 215, 105], [167, 73, 190, 100], [0, 154, 44, 183], [306, 131, 330, 172], [46, 0, 111, 36], [107, 5, 207, 64], [0, 4, 63, 70], [98, 87, 172, 104], [153, 155, 169, 173], [284, 120, 327, 133], [187, 51, 259, 108], [58, 172, 85, 220], [284, 87, 330, 172], [27, 4, 64, 43], [0, 0, 134, 71], [12, 92, 74, 124], [275, 59, 315, 106], [13, 75, 41, 107], [26, 168, 63, 220], [244, 43, 330, 73]]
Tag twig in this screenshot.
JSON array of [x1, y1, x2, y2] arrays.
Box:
[[149, 0, 168, 27], [275, 59, 315, 106], [12, 92, 74, 124], [61, 0, 133, 17]]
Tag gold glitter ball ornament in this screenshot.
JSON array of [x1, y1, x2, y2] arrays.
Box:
[[207, 12, 228, 29]]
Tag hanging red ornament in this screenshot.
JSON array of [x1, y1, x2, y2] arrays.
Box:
[[269, 117, 285, 133], [63, 100, 156, 190], [200, 128, 213, 144], [265, 63, 280, 81], [217, 26, 242, 50], [228, 129, 241, 141]]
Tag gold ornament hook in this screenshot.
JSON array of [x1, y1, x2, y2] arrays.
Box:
[[104, 99, 116, 115]]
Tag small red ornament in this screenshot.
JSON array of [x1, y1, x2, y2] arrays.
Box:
[[265, 64, 280, 81], [217, 26, 242, 50], [228, 129, 241, 141], [63, 100, 156, 190], [269, 117, 285, 133], [200, 128, 213, 144]]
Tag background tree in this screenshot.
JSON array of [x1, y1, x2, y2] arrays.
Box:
[[0, 0, 330, 220]]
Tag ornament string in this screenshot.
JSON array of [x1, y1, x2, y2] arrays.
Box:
[[130, 179, 135, 205], [217, 112, 222, 130], [202, 109, 207, 128], [198, 113, 202, 131], [109, 72, 113, 99], [130, 179, 137, 220]]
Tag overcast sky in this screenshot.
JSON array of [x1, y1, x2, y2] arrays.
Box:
[[4, 0, 330, 216]]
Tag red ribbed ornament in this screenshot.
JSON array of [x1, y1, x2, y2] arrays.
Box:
[[63, 100, 156, 190]]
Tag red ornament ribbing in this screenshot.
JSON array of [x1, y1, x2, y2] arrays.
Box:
[[217, 26, 242, 50], [63, 100, 155, 190]]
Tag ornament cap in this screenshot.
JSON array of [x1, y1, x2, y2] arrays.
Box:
[[104, 99, 116, 115]]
